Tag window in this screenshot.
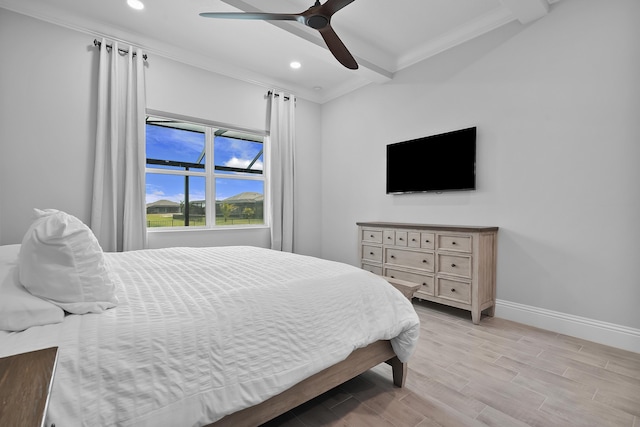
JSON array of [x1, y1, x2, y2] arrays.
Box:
[[145, 114, 266, 229]]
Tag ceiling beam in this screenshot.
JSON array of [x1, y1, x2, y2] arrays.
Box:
[[498, 0, 550, 24]]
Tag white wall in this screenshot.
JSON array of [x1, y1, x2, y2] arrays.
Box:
[[320, 0, 640, 331], [0, 8, 323, 256], [0, 9, 96, 244], [292, 97, 323, 257]]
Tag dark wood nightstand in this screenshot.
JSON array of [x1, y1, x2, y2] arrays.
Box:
[[384, 276, 421, 300], [0, 347, 58, 427]]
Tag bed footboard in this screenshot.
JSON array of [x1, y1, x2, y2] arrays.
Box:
[[209, 340, 404, 427]]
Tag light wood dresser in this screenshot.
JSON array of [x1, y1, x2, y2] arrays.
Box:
[[357, 222, 498, 324]]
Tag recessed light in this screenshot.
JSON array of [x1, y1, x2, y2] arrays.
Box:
[[290, 61, 301, 70], [127, 0, 144, 10]]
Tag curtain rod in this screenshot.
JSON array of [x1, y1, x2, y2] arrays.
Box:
[[267, 90, 292, 101], [93, 39, 148, 61]]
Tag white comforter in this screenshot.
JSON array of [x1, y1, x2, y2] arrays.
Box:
[[0, 246, 420, 426]]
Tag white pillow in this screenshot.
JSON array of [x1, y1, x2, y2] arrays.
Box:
[[19, 209, 118, 314], [0, 245, 64, 331]]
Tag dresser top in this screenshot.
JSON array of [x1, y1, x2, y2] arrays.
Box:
[[357, 222, 498, 233]]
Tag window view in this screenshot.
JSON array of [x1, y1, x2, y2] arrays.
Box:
[[145, 115, 266, 228]]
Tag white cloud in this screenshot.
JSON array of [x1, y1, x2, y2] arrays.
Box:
[[225, 157, 263, 170]]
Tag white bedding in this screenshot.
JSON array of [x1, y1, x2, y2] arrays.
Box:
[[0, 246, 420, 427]]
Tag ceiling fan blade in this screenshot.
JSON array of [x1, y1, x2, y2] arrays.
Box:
[[199, 12, 301, 22], [318, 25, 358, 70], [200, 1, 359, 70], [320, 0, 356, 16]]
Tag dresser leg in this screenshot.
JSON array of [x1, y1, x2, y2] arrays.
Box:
[[471, 310, 480, 325], [486, 305, 496, 317]]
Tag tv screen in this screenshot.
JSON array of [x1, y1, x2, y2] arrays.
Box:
[[386, 127, 476, 194]]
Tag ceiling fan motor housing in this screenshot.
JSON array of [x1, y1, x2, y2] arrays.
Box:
[[306, 14, 329, 29]]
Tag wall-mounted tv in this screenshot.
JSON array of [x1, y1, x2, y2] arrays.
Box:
[[386, 127, 476, 194]]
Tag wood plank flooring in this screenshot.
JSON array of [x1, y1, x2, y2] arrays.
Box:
[[262, 300, 640, 427]]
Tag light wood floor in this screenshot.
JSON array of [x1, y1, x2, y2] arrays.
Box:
[[262, 300, 640, 427]]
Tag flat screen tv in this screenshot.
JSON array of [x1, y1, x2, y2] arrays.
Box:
[[386, 127, 476, 194]]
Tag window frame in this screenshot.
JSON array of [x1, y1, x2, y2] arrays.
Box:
[[145, 109, 269, 231]]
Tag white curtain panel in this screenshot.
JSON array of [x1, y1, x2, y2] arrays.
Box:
[[268, 92, 296, 252], [91, 39, 147, 252]]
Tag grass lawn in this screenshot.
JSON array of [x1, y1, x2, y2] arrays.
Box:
[[147, 214, 263, 227]]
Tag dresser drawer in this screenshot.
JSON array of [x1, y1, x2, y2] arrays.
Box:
[[407, 232, 421, 248], [436, 277, 470, 303], [386, 248, 435, 272], [395, 231, 408, 246], [361, 228, 383, 244], [362, 263, 383, 275], [362, 245, 383, 262], [437, 253, 472, 278], [385, 268, 434, 295], [437, 234, 472, 253], [421, 232, 435, 249], [383, 230, 395, 245]]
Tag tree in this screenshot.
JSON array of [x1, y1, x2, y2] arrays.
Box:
[[220, 203, 237, 223], [242, 207, 255, 221]]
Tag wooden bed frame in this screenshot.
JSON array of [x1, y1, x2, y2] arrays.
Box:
[[209, 340, 405, 427]]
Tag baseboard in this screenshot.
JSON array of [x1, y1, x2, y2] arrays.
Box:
[[495, 299, 640, 354]]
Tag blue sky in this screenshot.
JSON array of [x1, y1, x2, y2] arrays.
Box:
[[145, 124, 264, 204]]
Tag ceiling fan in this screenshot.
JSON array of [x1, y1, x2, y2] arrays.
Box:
[[200, 0, 358, 70]]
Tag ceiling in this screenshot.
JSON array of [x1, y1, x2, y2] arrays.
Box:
[[0, 0, 558, 103]]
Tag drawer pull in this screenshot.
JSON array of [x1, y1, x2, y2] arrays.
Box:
[[425, 240, 430, 243], [399, 237, 404, 241], [451, 288, 456, 292], [370, 252, 374, 255], [422, 260, 428, 263], [411, 238, 416, 241], [422, 282, 427, 286], [452, 241, 457, 245], [451, 263, 456, 267], [370, 234, 374, 238], [387, 236, 392, 239], [390, 255, 396, 259], [390, 276, 395, 278]]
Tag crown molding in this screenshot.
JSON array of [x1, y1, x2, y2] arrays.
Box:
[[0, 0, 328, 103], [498, 0, 549, 24], [0, 0, 559, 104]]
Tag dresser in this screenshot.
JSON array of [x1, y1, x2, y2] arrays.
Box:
[[357, 222, 498, 324]]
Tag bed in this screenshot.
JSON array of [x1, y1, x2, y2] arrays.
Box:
[[0, 209, 420, 426]]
